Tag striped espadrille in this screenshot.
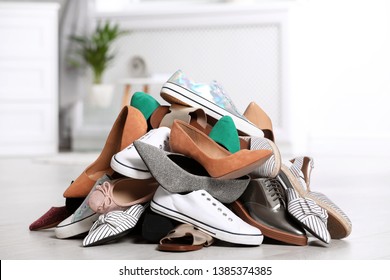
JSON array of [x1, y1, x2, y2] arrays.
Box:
[[242, 136, 281, 178], [281, 157, 352, 239], [83, 204, 146, 247]]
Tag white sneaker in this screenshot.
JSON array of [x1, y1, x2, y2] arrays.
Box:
[[55, 175, 111, 239], [150, 187, 263, 246], [160, 70, 264, 137], [111, 127, 171, 179]]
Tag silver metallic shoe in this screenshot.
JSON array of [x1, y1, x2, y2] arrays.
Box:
[[160, 70, 264, 137]]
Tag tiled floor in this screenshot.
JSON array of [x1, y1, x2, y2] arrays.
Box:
[[0, 152, 389, 260]]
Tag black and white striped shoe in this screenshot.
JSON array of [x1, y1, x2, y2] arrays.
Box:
[[278, 166, 331, 244], [242, 136, 281, 178], [288, 157, 352, 239], [82, 204, 146, 247], [284, 187, 330, 244]]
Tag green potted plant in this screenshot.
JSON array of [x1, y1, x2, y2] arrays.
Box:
[[69, 20, 128, 107]]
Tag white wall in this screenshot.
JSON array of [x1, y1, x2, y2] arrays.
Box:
[[77, 2, 292, 152], [289, 0, 390, 156], [64, 0, 390, 155], [85, 0, 390, 157]]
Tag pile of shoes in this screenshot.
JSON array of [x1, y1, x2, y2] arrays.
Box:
[[30, 70, 352, 252]]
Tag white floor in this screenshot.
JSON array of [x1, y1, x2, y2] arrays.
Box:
[[0, 152, 390, 261]]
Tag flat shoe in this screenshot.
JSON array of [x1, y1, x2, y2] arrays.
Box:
[[55, 175, 111, 239], [151, 186, 263, 246], [283, 157, 352, 239], [278, 167, 331, 244], [29, 206, 71, 231], [88, 177, 158, 214], [83, 204, 147, 247], [285, 187, 330, 244], [158, 223, 214, 252]]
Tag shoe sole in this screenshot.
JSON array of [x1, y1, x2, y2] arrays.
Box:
[[161, 83, 264, 137], [110, 154, 152, 179], [306, 191, 351, 239], [83, 228, 134, 247], [150, 200, 263, 246], [230, 200, 308, 246], [55, 213, 98, 239], [279, 165, 351, 239]]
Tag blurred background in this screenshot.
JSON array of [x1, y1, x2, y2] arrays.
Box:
[[1, 0, 389, 160]]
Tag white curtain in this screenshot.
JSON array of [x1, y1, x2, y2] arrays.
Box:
[[58, 0, 89, 150]]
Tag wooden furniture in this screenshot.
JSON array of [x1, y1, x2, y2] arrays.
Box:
[[118, 76, 169, 107]]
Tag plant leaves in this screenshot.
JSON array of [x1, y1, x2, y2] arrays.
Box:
[[67, 20, 129, 82]]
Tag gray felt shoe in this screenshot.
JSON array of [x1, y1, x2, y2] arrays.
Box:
[[133, 140, 250, 203]]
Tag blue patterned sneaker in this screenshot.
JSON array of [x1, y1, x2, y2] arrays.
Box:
[[160, 70, 264, 137], [55, 175, 111, 239]]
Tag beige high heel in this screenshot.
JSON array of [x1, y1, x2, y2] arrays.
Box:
[[243, 102, 275, 142]]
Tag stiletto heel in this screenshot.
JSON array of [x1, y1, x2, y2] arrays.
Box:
[[169, 120, 272, 179], [133, 140, 250, 203]]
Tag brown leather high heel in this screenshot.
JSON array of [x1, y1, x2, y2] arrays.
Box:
[[63, 105, 147, 198], [169, 120, 272, 179]]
